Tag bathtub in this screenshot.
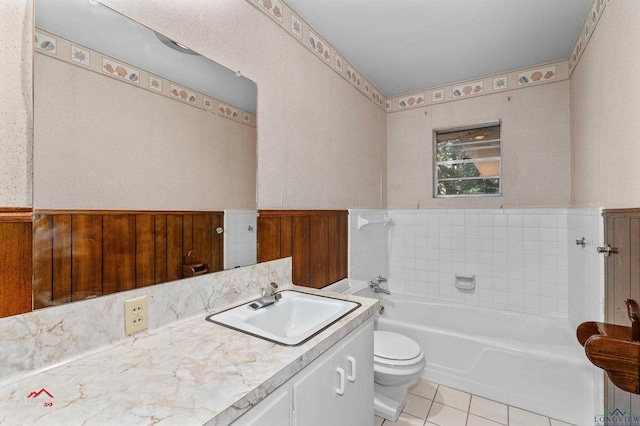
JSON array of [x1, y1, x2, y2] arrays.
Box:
[[325, 279, 594, 425]]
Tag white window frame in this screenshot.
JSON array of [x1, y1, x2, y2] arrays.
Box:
[[433, 121, 502, 198]]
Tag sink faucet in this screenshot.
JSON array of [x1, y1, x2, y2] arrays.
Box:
[[369, 277, 390, 294], [248, 282, 282, 310]]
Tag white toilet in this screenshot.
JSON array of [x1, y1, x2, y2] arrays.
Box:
[[373, 330, 426, 421]]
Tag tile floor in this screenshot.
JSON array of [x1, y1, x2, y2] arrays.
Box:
[[373, 380, 575, 426]]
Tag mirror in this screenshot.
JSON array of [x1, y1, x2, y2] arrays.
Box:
[[32, 0, 258, 309]]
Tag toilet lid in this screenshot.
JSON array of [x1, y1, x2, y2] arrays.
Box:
[[374, 331, 422, 361]]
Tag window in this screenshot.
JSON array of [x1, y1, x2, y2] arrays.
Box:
[[434, 122, 501, 197]]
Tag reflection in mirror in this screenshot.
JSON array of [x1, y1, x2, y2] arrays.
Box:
[[33, 0, 258, 309]]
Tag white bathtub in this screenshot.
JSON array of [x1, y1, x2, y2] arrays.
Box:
[[326, 279, 594, 425]]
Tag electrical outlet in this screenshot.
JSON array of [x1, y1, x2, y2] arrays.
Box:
[[124, 296, 148, 335]]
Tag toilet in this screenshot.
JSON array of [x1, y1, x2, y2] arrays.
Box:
[[323, 279, 425, 422], [373, 330, 426, 421]]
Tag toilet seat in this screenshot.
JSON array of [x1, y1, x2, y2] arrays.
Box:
[[374, 331, 424, 366]]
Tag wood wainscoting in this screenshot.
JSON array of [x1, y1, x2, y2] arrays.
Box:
[[0, 208, 33, 318], [257, 210, 348, 289], [603, 208, 640, 413], [33, 210, 223, 309]]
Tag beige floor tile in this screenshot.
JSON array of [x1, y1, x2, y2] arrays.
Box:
[[426, 401, 467, 426], [403, 393, 432, 419], [382, 412, 425, 426], [433, 385, 472, 411], [374, 415, 385, 426], [469, 395, 508, 425], [467, 414, 504, 426], [550, 419, 574, 426], [409, 380, 438, 400], [509, 406, 551, 426]]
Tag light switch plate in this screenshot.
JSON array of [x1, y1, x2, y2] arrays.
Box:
[[124, 295, 148, 335]]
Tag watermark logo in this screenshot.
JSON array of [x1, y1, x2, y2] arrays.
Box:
[[25, 388, 54, 407], [595, 408, 640, 425]]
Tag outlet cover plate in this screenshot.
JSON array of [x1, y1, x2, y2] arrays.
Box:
[[124, 295, 148, 335]]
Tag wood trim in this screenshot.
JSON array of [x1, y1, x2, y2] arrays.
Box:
[[35, 209, 224, 215], [0, 207, 33, 223], [258, 210, 348, 217], [603, 208, 640, 218]]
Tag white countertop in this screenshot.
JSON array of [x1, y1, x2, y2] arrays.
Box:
[[0, 285, 378, 425]]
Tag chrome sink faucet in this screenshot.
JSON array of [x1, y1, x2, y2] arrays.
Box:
[[369, 276, 390, 294], [248, 282, 282, 310]]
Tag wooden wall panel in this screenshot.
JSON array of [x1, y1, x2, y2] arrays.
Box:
[[257, 216, 281, 262], [211, 214, 223, 272], [602, 209, 640, 415], [33, 215, 53, 309], [32, 210, 223, 309], [52, 215, 72, 304], [292, 216, 310, 286], [103, 215, 136, 295], [154, 215, 168, 285], [166, 215, 183, 282], [309, 215, 329, 289], [193, 214, 212, 271], [257, 210, 348, 289], [136, 215, 155, 288], [71, 215, 103, 301], [0, 209, 33, 318]]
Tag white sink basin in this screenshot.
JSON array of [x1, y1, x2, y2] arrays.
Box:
[[206, 290, 360, 346]]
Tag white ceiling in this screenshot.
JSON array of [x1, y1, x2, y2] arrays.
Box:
[[285, 0, 593, 96]]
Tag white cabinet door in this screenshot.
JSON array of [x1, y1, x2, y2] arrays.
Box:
[[292, 320, 374, 426], [231, 383, 292, 426]]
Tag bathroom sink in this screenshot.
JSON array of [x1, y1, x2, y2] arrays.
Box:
[[206, 290, 360, 346]]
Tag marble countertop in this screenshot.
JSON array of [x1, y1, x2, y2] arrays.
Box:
[[0, 285, 378, 425]]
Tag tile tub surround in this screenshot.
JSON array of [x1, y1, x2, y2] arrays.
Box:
[[0, 258, 291, 382], [0, 285, 378, 425], [224, 210, 258, 269], [387, 209, 570, 318], [349, 209, 390, 281]]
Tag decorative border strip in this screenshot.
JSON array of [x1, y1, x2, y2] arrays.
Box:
[[247, 0, 387, 111], [34, 29, 256, 127], [387, 61, 566, 113], [248, 0, 605, 113], [568, 0, 609, 74]]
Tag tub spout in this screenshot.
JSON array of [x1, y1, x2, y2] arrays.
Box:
[[369, 281, 391, 294]]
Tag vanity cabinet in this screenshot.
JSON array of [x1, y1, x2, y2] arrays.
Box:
[[231, 318, 374, 426]]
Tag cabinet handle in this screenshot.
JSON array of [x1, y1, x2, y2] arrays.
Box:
[[336, 367, 345, 395], [347, 356, 356, 382]]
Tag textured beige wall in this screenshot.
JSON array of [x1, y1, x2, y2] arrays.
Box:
[[570, 0, 640, 208], [34, 54, 256, 210], [0, 0, 32, 207], [387, 81, 571, 209], [100, 0, 387, 210]]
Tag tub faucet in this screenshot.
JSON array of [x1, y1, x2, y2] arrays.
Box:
[[369, 280, 390, 295], [248, 282, 282, 310]]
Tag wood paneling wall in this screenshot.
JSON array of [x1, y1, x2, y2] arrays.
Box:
[[33, 210, 223, 309], [603, 208, 640, 414], [257, 210, 348, 288], [0, 208, 33, 318]]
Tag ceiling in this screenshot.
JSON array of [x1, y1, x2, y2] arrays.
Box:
[[285, 0, 593, 96]]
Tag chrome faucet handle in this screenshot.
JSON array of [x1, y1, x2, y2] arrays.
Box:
[[263, 282, 278, 296], [377, 276, 387, 283]]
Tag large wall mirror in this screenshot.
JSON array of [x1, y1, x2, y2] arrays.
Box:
[[32, 0, 258, 309]]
